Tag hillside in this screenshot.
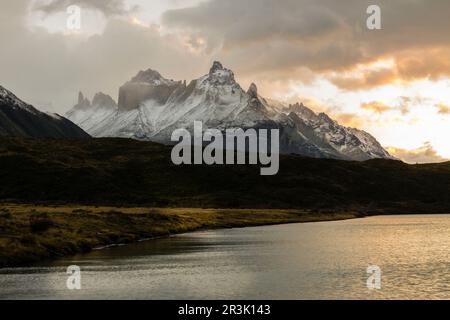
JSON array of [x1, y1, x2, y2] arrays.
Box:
[[0, 137, 449, 214], [0, 86, 89, 139]]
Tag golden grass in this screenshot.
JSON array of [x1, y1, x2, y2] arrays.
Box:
[[0, 204, 361, 267]]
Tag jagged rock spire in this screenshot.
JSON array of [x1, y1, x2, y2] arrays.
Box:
[[206, 61, 236, 85], [78, 92, 84, 104], [247, 83, 258, 99], [131, 69, 163, 83], [77, 91, 91, 109], [209, 61, 224, 74], [92, 92, 117, 109]]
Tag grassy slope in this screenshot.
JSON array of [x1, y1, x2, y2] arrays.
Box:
[[0, 204, 360, 267], [0, 137, 450, 213]]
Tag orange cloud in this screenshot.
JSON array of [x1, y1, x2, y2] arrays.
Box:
[[332, 113, 365, 128], [361, 101, 394, 114], [327, 47, 450, 91], [359, 96, 425, 115], [386, 142, 448, 164], [436, 103, 450, 115], [396, 48, 450, 81], [330, 68, 398, 91]]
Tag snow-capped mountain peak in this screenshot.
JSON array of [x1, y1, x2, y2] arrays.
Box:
[[210, 61, 224, 73], [203, 61, 237, 86]]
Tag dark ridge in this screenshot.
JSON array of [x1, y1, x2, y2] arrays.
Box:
[[0, 137, 449, 214], [0, 86, 90, 139]]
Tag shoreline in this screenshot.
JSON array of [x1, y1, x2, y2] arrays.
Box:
[[0, 204, 363, 268]]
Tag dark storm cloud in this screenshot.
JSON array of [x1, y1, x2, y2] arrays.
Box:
[[162, 0, 450, 87]]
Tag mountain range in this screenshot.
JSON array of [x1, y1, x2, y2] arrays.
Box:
[[0, 86, 89, 139], [66, 62, 393, 161]]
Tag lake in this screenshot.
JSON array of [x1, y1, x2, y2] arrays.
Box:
[[1, 214, 450, 299]]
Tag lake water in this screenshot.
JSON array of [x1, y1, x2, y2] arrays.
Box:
[[1, 215, 450, 300]]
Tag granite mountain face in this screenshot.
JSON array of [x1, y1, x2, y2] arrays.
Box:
[[66, 62, 392, 161]]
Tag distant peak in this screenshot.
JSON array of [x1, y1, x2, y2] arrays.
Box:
[[289, 102, 313, 113], [318, 112, 334, 123], [92, 92, 117, 109], [75, 91, 91, 109], [290, 102, 306, 108], [209, 61, 224, 74], [78, 91, 85, 104], [93, 92, 110, 100], [204, 61, 236, 86], [131, 69, 163, 83], [247, 83, 258, 98]]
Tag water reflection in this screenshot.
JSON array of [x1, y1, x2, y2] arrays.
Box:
[[1, 215, 450, 299]]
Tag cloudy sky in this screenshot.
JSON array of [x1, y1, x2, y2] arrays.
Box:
[[1, 0, 449, 163]]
